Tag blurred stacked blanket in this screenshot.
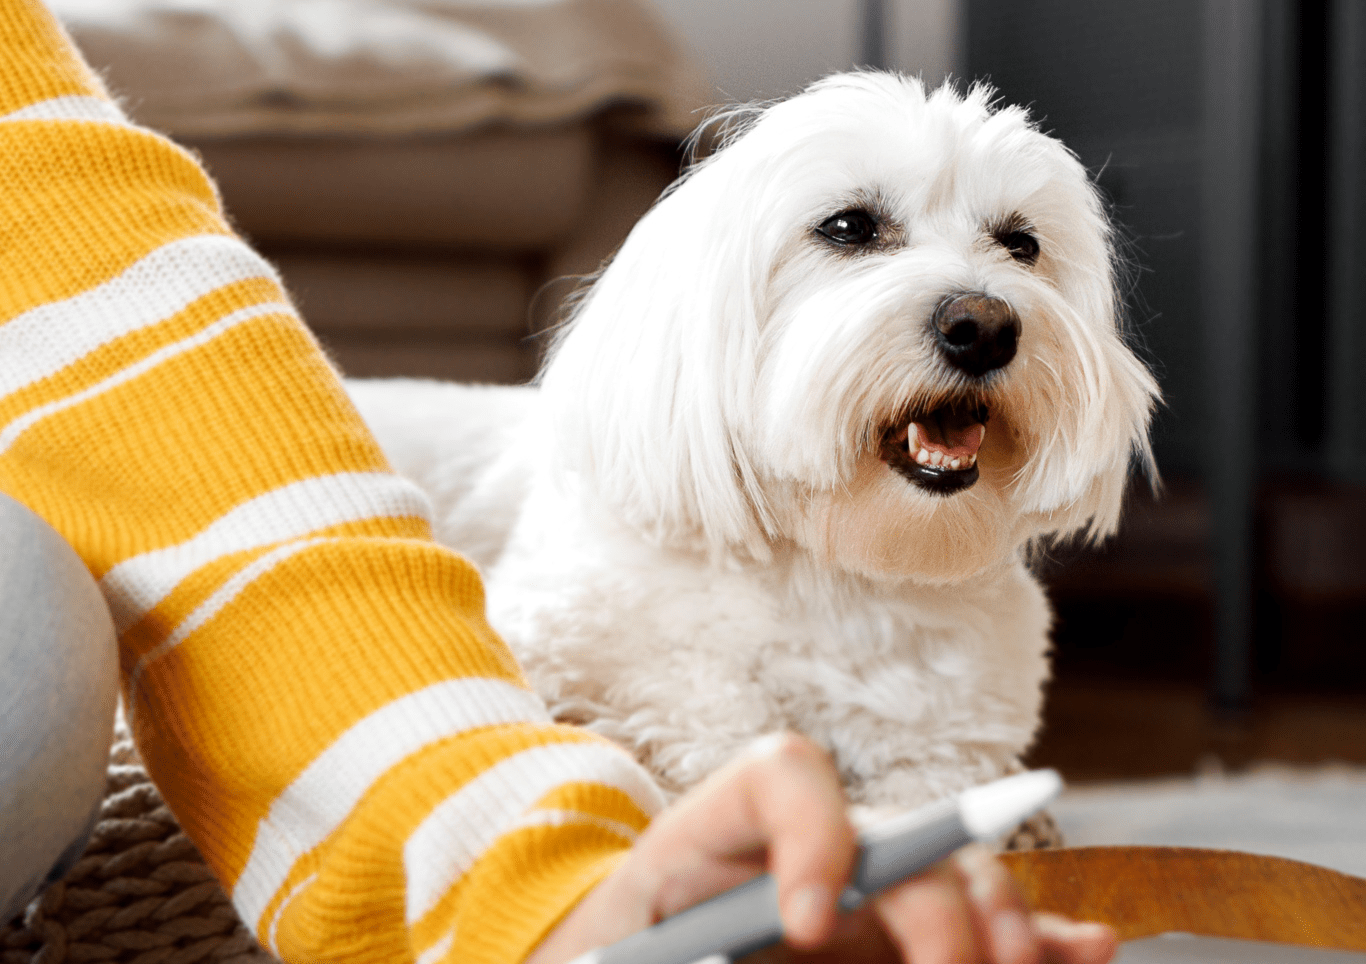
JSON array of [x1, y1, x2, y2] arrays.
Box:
[[52, 0, 707, 137], [53, 0, 710, 382]]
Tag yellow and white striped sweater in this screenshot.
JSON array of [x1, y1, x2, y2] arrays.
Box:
[[0, 3, 663, 962]]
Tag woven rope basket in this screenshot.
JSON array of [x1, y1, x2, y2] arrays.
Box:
[[1, 717, 273, 964]]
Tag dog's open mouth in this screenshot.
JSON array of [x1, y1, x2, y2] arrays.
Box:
[[879, 399, 989, 495]]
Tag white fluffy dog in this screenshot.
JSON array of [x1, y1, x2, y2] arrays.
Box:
[[348, 72, 1159, 814]]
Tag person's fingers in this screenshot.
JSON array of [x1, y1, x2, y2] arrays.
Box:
[[872, 862, 981, 964], [1033, 913, 1118, 964], [634, 732, 857, 947], [953, 844, 1040, 964], [741, 733, 857, 947]]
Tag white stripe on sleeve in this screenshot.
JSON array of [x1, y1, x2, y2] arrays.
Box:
[[0, 95, 127, 124], [123, 536, 336, 719], [510, 807, 641, 845], [403, 742, 665, 926], [265, 874, 318, 957], [232, 677, 553, 932], [99, 472, 432, 633], [0, 235, 281, 398], [414, 931, 456, 964], [0, 300, 291, 454]]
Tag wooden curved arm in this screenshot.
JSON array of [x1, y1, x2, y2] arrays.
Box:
[[1001, 846, 1366, 950]]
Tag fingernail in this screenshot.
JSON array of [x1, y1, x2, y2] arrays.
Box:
[[955, 843, 993, 871], [1066, 921, 1113, 940], [956, 846, 995, 903], [991, 910, 1033, 963], [747, 732, 790, 760], [1035, 914, 1112, 941], [784, 884, 831, 940]]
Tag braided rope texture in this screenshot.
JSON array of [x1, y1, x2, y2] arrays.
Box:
[[1, 720, 274, 964], [1004, 811, 1065, 852]]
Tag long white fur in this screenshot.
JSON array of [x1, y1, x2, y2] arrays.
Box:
[[347, 72, 1159, 808]]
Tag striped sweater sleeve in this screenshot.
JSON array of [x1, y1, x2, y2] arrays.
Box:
[[0, 4, 665, 963]]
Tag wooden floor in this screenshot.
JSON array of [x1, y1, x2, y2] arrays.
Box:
[[1028, 676, 1366, 783]]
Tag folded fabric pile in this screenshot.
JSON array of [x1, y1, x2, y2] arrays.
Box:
[[50, 0, 708, 137]]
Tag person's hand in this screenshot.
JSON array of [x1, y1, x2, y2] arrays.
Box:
[[525, 733, 1117, 964]]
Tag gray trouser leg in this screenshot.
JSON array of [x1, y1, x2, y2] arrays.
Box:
[[1, 493, 118, 922]]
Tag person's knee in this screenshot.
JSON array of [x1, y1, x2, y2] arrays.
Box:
[[1, 494, 118, 921]]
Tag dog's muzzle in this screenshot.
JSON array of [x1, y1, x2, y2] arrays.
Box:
[[932, 292, 1020, 378], [877, 291, 1019, 496]]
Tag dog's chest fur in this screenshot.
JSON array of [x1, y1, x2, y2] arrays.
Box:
[[495, 496, 1050, 807], [349, 379, 1052, 811]]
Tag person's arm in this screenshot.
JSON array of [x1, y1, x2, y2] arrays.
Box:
[[0, 5, 660, 963]]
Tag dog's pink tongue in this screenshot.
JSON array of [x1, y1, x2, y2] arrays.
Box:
[[912, 414, 986, 459]]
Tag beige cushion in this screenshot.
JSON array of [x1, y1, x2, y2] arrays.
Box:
[[322, 339, 538, 384], [273, 251, 542, 383], [273, 250, 536, 337], [195, 126, 595, 248]]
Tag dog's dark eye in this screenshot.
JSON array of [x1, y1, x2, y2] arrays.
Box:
[[818, 210, 878, 246], [996, 230, 1040, 265]]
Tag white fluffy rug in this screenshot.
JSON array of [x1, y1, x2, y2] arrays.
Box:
[[1116, 935, 1366, 963], [1052, 764, 1366, 878]]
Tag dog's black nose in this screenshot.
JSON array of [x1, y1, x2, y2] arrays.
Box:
[[931, 292, 1021, 377]]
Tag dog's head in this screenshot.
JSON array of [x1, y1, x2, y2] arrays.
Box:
[[541, 72, 1159, 582]]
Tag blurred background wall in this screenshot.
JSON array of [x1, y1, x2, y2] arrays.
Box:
[[650, 0, 961, 101]]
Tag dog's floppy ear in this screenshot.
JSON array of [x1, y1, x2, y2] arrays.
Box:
[[538, 133, 776, 559], [1016, 170, 1160, 545]]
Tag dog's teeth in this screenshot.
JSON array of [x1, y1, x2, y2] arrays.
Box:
[[905, 425, 979, 471]]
